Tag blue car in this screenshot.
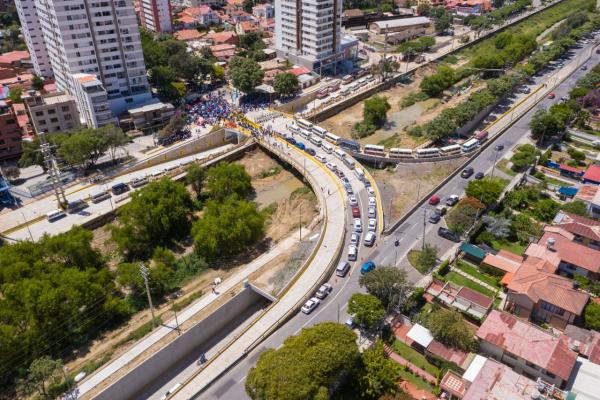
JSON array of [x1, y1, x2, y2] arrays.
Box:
[[305, 148, 316, 156], [360, 261, 376, 274], [285, 137, 297, 145], [294, 142, 306, 150]]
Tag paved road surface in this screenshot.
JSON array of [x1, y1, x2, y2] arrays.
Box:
[[194, 38, 600, 400]]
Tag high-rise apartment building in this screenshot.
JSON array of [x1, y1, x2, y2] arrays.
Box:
[[139, 0, 173, 33], [274, 0, 343, 71], [14, 0, 53, 77], [16, 0, 153, 127]]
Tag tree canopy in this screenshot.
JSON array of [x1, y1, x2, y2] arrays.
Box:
[[358, 340, 401, 399], [348, 293, 385, 329], [465, 177, 506, 207], [420, 307, 477, 352], [229, 56, 265, 93], [584, 302, 600, 331], [205, 161, 253, 201], [273, 72, 299, 96], [245, 322, 359, 400], [359, 267, 411, 311]]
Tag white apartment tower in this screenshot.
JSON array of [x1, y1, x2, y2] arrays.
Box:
[[274, 0, 343, 71], [18, 0, 153, 127], [139, 0, 173, 33], [15, 0, 53, 78]]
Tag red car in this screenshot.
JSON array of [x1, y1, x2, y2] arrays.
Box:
[[352, 206, 361, 218], [429, 195, 440, 205], [548, 92, 556, 99]]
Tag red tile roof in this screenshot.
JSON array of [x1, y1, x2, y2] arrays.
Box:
[[174, 29, 204, 41], [476, 310, 578, 381], [559, 164, 584, 174], [205, 31, 238, 44], [539, 228, 600, 273], [288, 66, 310, 76], [554, 211, 600, 242], [482, 252, 522, 274], [575, 184, 599, 202], [183, 6, 212, 17], [426, 339, 468, 366], [583, 165, 600, 183], [177, 15, 197, 24], [0, 50, 29, 64], [457, 286, 493, 309], [463, 358, 539, 400]]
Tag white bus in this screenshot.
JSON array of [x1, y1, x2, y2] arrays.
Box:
[[312, 126, 328, 138], [288, 123, 300, 135], [389, 148, 413, 159], [297, 118, 313, 131], [440, 144, 462, 155], [461, 138, 480, 153], [325, 132, 340, 145], [415, 148, 441, 158], [309, 135, 323, 147], [355, 167, 366, 183], [334, 149, 347, 160], [364, 144, 385, 156], [298, 128, 311, 139], [322, 143, 334, 154], [342, 156, 356, 170]]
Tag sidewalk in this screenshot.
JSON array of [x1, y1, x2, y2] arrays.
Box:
[[77, 231, 301, 398]]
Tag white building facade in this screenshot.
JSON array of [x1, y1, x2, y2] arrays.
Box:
[[72, 73, 117, 128], [139, 0, 173, 33], [23, 0, 152, 126], [274, 0, 343, 71], [14, 0, 54, 77]]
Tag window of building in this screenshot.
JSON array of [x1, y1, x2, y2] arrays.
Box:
[[544, 371, 556, 379], [64, 114, 72, 121], [525, 361, 539, 370], [50, 118, 58, 123], [39, 119, 46, 125], [540, 301, 565, 316], [47, 109, 55, 115]]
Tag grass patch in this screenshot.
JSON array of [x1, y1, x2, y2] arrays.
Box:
[[290, 185, 314, 200], [398, 368, 435, 392], [172, 290, 203, 312], [391, 340, 440, 376], [114, 317, 163, 348], [496, 159, 517, 177], [257, 165, 283, 179], [262, 202, 279, 216], [456, 260, 500, 289], [407, 249, 435, 274], [490, 239, 526, 255], [79, 351, 114, 375], [400, 92, 430, 109], [445, 272, 496, 298], [443, 54, 459, 64]]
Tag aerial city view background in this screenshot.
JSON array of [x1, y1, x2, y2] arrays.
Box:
[[1, 0, 600, 399]]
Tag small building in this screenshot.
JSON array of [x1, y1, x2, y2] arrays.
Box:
[[0, 50, 31, 69], [22, 90, 80, 135], [205, 31, 239, 46], [582, 165, 600, 184], [553, 211, 600, 250], [209, 44, 237, 62], [71, 73, 116, 128], [174, 29, 205, 42], [481, 250, 523, 276], [180, 6, 221, 27], [406, 323, 470, 368], [564, 325, 600, 364], [369, 16, 431, 44], [425, 279, 493, 320], [343, 9, 364, 18], [236, 21, 261, 35], [458, 242, 487, 264], [476, 310, 578, 388], [119, 101, 175, 133], [0, 100, 23, 160], [252, 3, 273, 19]]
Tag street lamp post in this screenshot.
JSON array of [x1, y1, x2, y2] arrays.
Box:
[[394, 238, 400, 266], [491, 147, 500, 178], [20, 211, 33, 241], [140, 263, 157, 328], [422, 208, 427, 250]]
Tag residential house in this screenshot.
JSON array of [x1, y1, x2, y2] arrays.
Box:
[[209, 44, 237, 62], [180, 6, 221, 26], [476, 310, 578, 387], [177, 14, 200, 28], [583, 165, 600, 184], [205, 31, 239, 45], [481, 249, 523, 276], [119, 101, 175, 133], [174, 29, 205, 42], [0, 100, 23, 160], [11, 103, 33, 138], [259, 18, 275, 33], [252, 3, 273, 19], [553, 211, 600, 249], [536, 226, 600, 280], [236, 21, 261, 35], [425, 279, 493, 320], [564, 324, 600, 364], [22, 90, 80, 135], [369, 17, 432, 44], [0, 50, 31, 70], [406, 324, 470, 369]]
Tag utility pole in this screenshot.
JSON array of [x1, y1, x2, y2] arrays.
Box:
[[39, 131, 68, 208], [491, 148, 500, 178], [422, 208, 427, 250], [20, 211, 33, 241], [140, 263, 157, 328], [381, 26, 389, 82]]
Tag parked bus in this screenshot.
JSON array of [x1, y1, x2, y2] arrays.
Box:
[[298, 128, 311, 139], [389, 148, 413, 159], [297, 118, 313, 131], [312, 126, 328, 138], [342, 156, 356, 170], [309, 135, 323, 147], [364, 144, 385, 156], [461, 138, 480, 153], [288, 124, 300, 135], [355, 167, 366, 183], [325, 132, 340, 145], [474, 130, 489, 142], [342, 74, 354, 84], [334, 149, 346, 160], [339, 138, 361, 153], [440, 144, 462, 155], [415, 148, 441, 158]]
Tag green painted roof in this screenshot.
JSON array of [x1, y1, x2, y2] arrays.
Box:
[[459, 242, 487, 260]]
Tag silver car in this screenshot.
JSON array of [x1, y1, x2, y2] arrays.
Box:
[[368, 206, 376, 218], [350, 232, 360, 246]]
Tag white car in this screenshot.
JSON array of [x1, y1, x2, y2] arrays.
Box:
[[354, 218, 362, 233], [326, 162, 337, 172], [366, 186, 375, 195], [364, 231, 376, 247], [368, 218, 377, 232], [349, 195, 358, 206], [368, 206, 376, 218], [350, 232, 360, 246], [315, 154, 327, 163], [368, 196, 376, 206], [315, 283, 333, 299], [301, 297, 320, 314]]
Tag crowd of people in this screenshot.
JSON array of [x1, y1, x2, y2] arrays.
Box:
[[186, 94, 236, 128], [157, 128, 191, 146]]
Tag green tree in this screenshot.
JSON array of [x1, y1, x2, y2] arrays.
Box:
[[100, 124, 129, 164], [24, 357, 68, 399], [422, 308, 477, 352], [243, 0, 255, 13], [446, 197, 485, 234], [363, 95, 391, 128], [530, 108, 566, 142], [150, 65, 177, 89], [185, 163, 206, 198], [510, 144, 538, 172], [465, 177, 506, 207], [348, 293, 385, 329], [560, 200, 588, 216], [418, 244, 438, 271], [18, 137, 45, 170], [420, 66, 456, 97], [164, 81, 188, 102], [273, 72, 299, 96], [55, 128, 108, 168], [110, 178, 194, 259], [416, 3, 431, 15], [192, 197, 265, 259], [8, 86, 23, 103], [359, 267, 411, 311], [229, 56, 264, 93], [245, 322, 359, 400], [205, 162, 253, 201], [533, 199, 560, 222], [32, 74, 44, 90], [584, 302, 600, 330], [359, 340, 401, 399], [511, 213, 542, 243]]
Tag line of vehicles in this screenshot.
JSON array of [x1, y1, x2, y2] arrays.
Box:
[[290, 119, 490, 161], [45, 158, 198, 222], [314, 69, 376, 102]]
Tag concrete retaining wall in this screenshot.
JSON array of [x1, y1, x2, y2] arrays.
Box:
[[94, 288, 268, 400]]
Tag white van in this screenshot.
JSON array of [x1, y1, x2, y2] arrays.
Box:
[[322, 143, 334, 154], [91, 191, 111, 204], [47, 209, 66, 222], [309, 135, 323, 147], [315, 154, 327, 163], [336, 261, 351, 277], [334, 149, 346, 160], [364, 231, 376, 247], [348, 245, 358, 261]]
